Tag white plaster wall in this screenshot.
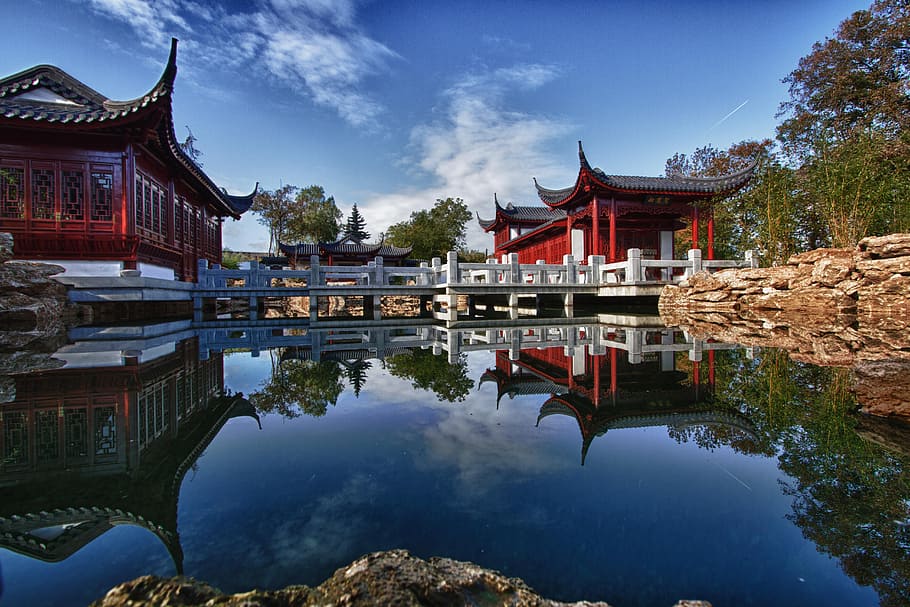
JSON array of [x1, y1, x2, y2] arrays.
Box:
[[138, 262, 176, 280], [32, 260, 123, 277]]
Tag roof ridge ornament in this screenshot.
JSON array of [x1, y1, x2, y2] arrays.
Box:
[[578, 140, 593, 172]]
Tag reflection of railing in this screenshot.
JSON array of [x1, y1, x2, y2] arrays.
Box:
[[65, 317, 756, 366]]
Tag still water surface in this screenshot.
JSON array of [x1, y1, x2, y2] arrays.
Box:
[[0, 321, 905, 606]]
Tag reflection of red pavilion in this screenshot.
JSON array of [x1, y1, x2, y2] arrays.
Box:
[[480, 335, 755, 464], [0, 339, 258, 572]]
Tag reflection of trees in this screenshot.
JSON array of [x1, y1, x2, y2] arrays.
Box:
[[712, 349, 910, 607], [342, 360, 371, 398], [251, 352, 344, 418], [384, 349, 474, 402]]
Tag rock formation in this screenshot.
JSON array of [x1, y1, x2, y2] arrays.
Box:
[[92, 549, 711, 607], [659, 233, 910, 420]]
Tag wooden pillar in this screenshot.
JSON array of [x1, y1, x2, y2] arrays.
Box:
[[692, 205, 700, 250], [593, 355, 601, 407], [609, 197, 617, 262], [707, 207, 715, 260], [565, 216, 572, 256], [591, 197, 600, 257]]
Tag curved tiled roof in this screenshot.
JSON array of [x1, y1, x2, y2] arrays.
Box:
[[477, 193, 566, 232], [0, 38, 254, 220], [279, 240, 412, 258], [534, 141, 757, 207]]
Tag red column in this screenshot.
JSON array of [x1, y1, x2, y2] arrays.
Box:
[[707, 207, 715, 260], [591, 198, 600, 257], [708, 350, 716, 387], [609, 198, 617, 262], [594, 355, 601, 407], [691, 206, 700, 251], [565, 216, 572, 256]]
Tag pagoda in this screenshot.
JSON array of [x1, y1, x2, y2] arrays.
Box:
[[0, 39, 256, 281], [478, 142, 755, 264]]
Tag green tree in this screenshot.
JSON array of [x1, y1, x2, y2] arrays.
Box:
[[251, 184, 298, 255], [343, 203, 370, 243], [250, 356, 345, 418], [776, 0, 910, 246], [385, 197, 472, 260], [384, 349, 474, 402], [291, 185, 342, 244], [220, 249, 243, 269]]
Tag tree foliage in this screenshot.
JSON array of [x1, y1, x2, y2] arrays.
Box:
[[250, 356, 345, 418], [251, 184, 343, 254], [251, 184, 298, 255], [292, 185, 342, 244], [383, 349, 474, 402], [343, 203, 370, 243], [384, 197, 472, 260]]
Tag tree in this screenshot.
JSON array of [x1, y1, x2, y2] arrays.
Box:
[[343, 203, 370, 243], [250, 355, 345, 418], [251, 184, 298, 255], [383, 349, 474, 402], [290, 185, 342, 244], [385, 197, 472, 260], [776, 0, 910, 246]]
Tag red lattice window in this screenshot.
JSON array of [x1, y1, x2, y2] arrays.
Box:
[[31, 168, 55, 219], [61, 170, 84, 220], [91, 172, 113, 221], [151, 185, 161, 233], [0, 167, 25, 219], [143, 179, 152, 229], [175, 196, 184, 243]]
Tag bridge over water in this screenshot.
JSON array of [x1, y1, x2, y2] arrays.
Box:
[[61, 248, 757, 322]]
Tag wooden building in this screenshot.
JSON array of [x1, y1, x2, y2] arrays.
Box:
[[0, 39, 255, 281], [478, 142, 755, 264]]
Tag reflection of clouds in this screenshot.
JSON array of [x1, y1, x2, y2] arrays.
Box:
[[257, 473, 380, 587]]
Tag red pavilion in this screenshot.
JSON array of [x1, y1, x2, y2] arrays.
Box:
[[0, 39, 255, 281], [478, 142, 754, 264]]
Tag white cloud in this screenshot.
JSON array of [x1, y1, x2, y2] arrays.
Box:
[[359, 64, 574, 251], [83, 0, 396, 128]]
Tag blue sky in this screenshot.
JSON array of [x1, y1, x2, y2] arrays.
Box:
[[3, 0, 867, 252]]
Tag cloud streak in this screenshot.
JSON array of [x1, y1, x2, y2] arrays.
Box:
[[360, 64, 573, 251], [83, 0, 397, 128]]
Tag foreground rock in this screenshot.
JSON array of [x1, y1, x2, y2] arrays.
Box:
[[92, 549, 711, 607], [660, 233, 910, 419]]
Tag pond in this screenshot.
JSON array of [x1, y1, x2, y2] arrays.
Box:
[[0, 319, 907, 607]]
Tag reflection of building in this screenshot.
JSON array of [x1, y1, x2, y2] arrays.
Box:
[[0, 39, 255, 280], [0, 338, 259, 572], [480, 329, 756, 463], [477, 142, 755, 264]]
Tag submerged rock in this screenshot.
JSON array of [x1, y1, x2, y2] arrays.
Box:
[[91, 549, 713, 606], [659, 233, 910, 420]]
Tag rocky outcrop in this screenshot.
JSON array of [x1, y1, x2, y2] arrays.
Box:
[[91, 549, 712, 607], [659, 234, 910, 420], [0, 260, 88, 350]]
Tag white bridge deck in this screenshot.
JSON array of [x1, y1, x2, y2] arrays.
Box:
[[61, 248, 757, 323]]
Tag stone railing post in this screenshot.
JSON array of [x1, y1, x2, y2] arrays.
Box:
[[686, 248, 702, 277], [248, 260, 260, 288], [432, 257, 442, 285], [310, 255, 322, 286], [374, 256, 385, 286], [447, 251, 459, 285], [563, 254, 575, 284], [418, 262, 429, 286], [197, 258, 209, 286], [588, 255, 604, 286], [536, 259, 546, 284], [626, 248, 642, 283], [745, 249, 759, 268], [508, 253, 520, 284], [486, 258, 497, 284]]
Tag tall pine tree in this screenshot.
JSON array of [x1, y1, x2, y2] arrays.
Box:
[[343, 203, 370, 243]]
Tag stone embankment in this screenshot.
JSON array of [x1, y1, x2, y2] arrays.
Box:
[[660, 233, 910, 420], [92, 549, 710, 607]]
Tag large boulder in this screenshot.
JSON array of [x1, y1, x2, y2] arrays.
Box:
[[91, 549, 713, 607], [659, 233, 910, 420]]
